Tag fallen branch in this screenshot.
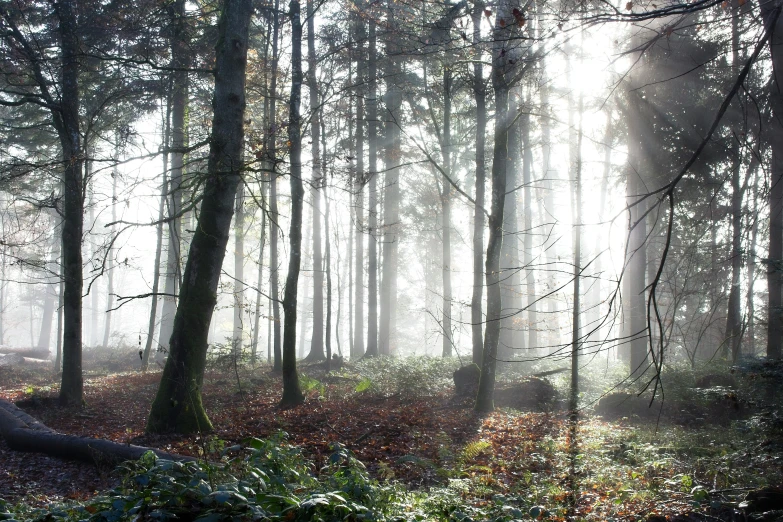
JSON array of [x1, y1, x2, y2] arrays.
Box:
[[0, 399, 194, 465]]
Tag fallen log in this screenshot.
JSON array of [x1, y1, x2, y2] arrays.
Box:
[[0, 347, 50, 359], [0, 399, 194, 464], [0, 354, 51, 366]]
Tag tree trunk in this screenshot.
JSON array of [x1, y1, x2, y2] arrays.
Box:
[[233, 181, 245, 355], [102, 167, 118, 349], [158, 0, 189, 357], [305, 0, 325, 362], [297, 216, 311, 359], [147, 0, 252, 433], [589, 114, 613, 348], [37, 231, 60, 355], [55, 271, 64, 372], [471, 5, 486, 366], [379, 0, 401, 356], [267, 0, 282, 372], [476, 0, 519, 412], [522, 90, 536, 352], [280, 0, 305, 408], [746, 162, 760, 355], [570, 93, 584, 415], [626, 110, 649, 378], [762, 0, 783, 361], [89, 192, 99, 348], [318, 113, 333, 367], [538, 49, 559, 352], [353, 12, 366, 360], [439, 68, 453, 358], [725, 10, 743, 362], [498, 107, 521, 361], [270, 172, 283, 371], [56, 0, 85, 407], [251, 179, 267, 363], [366, 18, 379, 357], [142, 106, 170, 372]]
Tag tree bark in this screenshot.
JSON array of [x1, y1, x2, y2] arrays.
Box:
[[147, 0, 252, 433], [102, 167, 118, 349], [158, 0, 189, 357], [353, 11, 366, 360], [762, 0, 783, 361], [280, 0, 305, 408], [725, 9, 743, 361], [626, 107, 649, 378], [142, 106, 170, 372], [471, 5, 486, 366], [366, 18, 379, 357], [476, 0, 519, 412], [570, 93, 584, 415], [55, 0, 85, 407], [498, 108, 521, 361], [441, 66, 453, 358], [233, 181, 245, 355], [306, 0, 325, 362], [522, 91, 536, 351], [379, 0, 401, 356], [322, 115, 333, 368], [251, 179, 267, 363], [267, 0, 282, 372], [37, 230, 60, 355]]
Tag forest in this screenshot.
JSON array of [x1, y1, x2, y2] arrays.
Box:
[[0, 0, 781, 519]]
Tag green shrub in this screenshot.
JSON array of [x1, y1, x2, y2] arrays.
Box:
[[353, 356, 461, 398]]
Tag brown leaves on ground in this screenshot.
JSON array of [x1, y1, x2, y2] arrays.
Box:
[[0, 368, 561, 505]]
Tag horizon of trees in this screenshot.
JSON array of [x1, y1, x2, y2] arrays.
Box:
[[0, 0, 780, 429]]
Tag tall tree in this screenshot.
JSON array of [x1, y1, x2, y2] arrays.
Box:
[[470, 4, 487, 365], [142, 106, 170, 371], [101, 166, 118, 349], [0, 0, 89, 405], [147, 0, 253, 433], [476, 0, 523, 412], [366, 15, 380, 357], [266, 0, 283, 372], [521, 89, 536, 351], [724, 6, 744, 361], [280, 0, 305, 407], [158, 0, 189, 356], [305, 0, 325, 362], [353, 9, 366, 360], [379, 0, 402, 355], [232, 180, 246, 354], [760, 0, 783, 361]]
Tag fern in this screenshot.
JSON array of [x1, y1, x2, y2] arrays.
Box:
[[460, 440, 492, 462]]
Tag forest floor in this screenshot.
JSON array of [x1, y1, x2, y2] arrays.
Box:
[[0, 351, 781, 521]]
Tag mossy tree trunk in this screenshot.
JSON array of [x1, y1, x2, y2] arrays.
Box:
[[147, 0, 252, 433]]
